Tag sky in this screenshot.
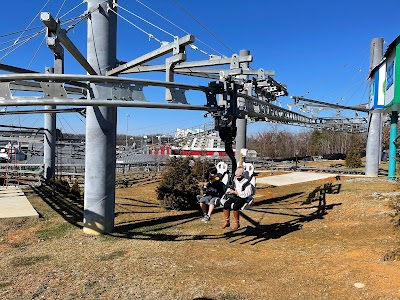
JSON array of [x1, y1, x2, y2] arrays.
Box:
[[0, 0, 399, 138]]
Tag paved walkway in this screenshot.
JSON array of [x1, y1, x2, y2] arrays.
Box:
[[256, 171, 363, 186], [0, 186, 38, 219]]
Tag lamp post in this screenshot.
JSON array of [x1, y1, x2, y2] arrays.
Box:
[[125, 113, 130, 148], [143, 135, 148, 154]]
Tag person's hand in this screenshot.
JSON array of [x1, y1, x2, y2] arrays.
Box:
[[229, 189, 238, 195]]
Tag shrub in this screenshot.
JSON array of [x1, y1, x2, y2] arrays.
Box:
[[157, 156, 204, 210], [345, 137, 362, 168], [69, 180, 81, 199], [389, 199, 400, 227], [56, 177, 71, 193]]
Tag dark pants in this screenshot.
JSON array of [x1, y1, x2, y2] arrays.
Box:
[[223, 196, 247, 211]]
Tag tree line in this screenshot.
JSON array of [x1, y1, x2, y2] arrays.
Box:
[[247, 125, 367, 159]]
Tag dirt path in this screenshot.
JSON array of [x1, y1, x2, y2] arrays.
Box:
[[0, 176, 399, 299]]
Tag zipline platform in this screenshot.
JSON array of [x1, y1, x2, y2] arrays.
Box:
[[0, 186, 38, 219], [256, 171, 364, 186]]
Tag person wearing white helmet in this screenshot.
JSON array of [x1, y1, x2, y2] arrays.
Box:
[[220, 166, 253, 230]]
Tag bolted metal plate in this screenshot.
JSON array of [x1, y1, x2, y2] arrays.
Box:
[[230, 54, 239, 69], [90, 83, 147, 101], [130, 85, 147, 102], [166, 88, 187, 104], [0, 83, 12, 100], [40, 82, 67, 99]]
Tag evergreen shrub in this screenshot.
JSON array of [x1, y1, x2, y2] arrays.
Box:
[[345, 137, 362, 168], [157, 156, 210, 210]]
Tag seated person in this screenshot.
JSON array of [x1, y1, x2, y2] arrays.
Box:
[[220, 166, 253, 230], [197, 166, 225, 223]]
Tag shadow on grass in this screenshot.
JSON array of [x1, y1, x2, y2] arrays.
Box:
[[225, 182, 342, 245], [111, 184, 342, 244], [31, 184, 84, 228], [30, 182, 342, 245], [226, 203, 341, 245]]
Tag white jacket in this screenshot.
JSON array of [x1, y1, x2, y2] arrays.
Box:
[[232, 177, 253, 199]]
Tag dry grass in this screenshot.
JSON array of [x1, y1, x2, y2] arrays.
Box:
[[0, 171, 400, 299]]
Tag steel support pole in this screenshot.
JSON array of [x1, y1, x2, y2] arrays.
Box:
[[44, 48, 63, 181], [235, 49, 250, 163], [84, 0, 117, 234], [44, 69, 56, 181], [365, 38, 384, 177], [388, 111, 398, 180]]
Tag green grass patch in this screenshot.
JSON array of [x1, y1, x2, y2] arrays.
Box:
[[98, 250, 126, 261], [10, 254, 51, 267], [216, 293, 246, 300], [0, 282, 11, 289], [99, 234, 119, 242], [37, 222, 74, 239], [134, 223, 168, 233]]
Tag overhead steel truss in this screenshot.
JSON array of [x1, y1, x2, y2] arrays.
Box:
[[0, 10, 368, 134], [0, 72, 368, 133]]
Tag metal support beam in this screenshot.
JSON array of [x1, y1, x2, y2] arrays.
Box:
[[44, 33, 64, 181], [120, 54, 253, 74], [41, 12, 98, 75], [388, 111, 398, 180], [238, 93, 315, 124], [0, 97, 218, 111], [84, 0, 117, 235], [107, 35, 195, 76], [235, 49, 250, 163], [166, 53, 187, 103], [0, 73, 212, 92], [0, 63, 38, 74], [292, 96, 368, 113], [0, 108, 85, 115], [365, 37, 384, 177], [9, 81, 86, 95]]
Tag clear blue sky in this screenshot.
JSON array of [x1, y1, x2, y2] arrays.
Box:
[[0, 0, 399, 137]]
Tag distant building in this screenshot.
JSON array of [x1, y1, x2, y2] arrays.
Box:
[[170, 127, 235, 158]]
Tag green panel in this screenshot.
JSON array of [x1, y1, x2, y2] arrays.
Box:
[[394, 45, 400, 104]]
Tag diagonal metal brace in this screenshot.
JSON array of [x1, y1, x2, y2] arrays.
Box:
[[41, 12, 97, 75]]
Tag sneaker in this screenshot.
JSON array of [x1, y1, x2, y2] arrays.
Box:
[[202, 214, 210, 223]]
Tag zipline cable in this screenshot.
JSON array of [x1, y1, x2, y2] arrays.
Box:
[[108, 6, 162, 44], [135, 0, 226, 58], [170, 0, 235, 55], [58, 0, 87, 20], [117, 3, 175, 38], [0, 0, 52, 62]]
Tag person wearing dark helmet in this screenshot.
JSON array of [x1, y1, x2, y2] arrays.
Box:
[[220, 166, 253, 230], [197, 166, 225, 223]]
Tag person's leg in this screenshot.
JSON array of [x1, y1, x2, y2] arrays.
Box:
[[198, 196, 211, 217], [231, 198, 247, 211], [199, 196, 212, 222], [232, 210, 240, 230], [208, 204, 215, 216], [199, 202, 208, 215], [221, 198, 235, 229], [206, 197, 217, 218], [231, 198, 247, 230]]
